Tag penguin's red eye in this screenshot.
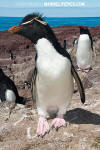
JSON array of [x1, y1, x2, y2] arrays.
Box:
[[29, 24, 32, 27]]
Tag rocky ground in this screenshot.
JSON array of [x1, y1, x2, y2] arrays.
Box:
[[0, 26, 100, 150]]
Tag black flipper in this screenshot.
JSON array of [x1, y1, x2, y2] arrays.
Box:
[[31, 66, 37, 101], [53, 43, 85, 104], [88, 30, 93, 51], [71, 65, 85, 104], [31, 54, 37, 105]]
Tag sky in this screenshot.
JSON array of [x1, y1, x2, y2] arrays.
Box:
[[0, 0, 100, 17]]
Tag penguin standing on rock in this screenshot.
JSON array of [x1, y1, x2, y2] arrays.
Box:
[[76, 27, 93, 72], [8, 13, 85, 137]]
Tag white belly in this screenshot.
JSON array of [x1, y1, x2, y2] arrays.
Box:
[[5, 89, 16, 102], [76, 34, 92, 68], [35, 38, 73, 117]]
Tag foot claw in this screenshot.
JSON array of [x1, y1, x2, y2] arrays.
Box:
[[51, 115, 66, 131], [46, 130, 50, 134], [56, 127, 58, 131], [37, 134, 40, 137], [40, 135, 43, 138], [37, 116, 49, 137], [51, 125, 54, 129]]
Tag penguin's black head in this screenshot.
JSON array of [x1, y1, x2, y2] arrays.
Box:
[[80, 26, 90, 35], [8, 13, 50, 44], [0, 68, 5, 79]]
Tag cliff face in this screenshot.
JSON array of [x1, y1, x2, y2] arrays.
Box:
[[0, 26, 100, 150]]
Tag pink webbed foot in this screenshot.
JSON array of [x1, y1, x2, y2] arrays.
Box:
[[77, 68, 82, 71], [83, 68, 91, 73], [51, 115, 66, 131], [37, 116, 50, 137]]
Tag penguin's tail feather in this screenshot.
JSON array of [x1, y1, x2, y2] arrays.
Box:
[[71, 65, 85, 104], [16, 96, 26, 105]]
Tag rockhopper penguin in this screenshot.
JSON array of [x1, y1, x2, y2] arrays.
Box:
[[76, 26, 93, 72], [0, 68, 26, 104], [0, 68, 26, 117], [8, 13, 85, 137]]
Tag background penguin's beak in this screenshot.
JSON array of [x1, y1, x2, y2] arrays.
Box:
[[8, 25, 22, 33]]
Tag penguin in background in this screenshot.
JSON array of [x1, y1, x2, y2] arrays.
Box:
[[75, 26, 93, 72], [0, 68, 26, 104], [8, 13, 85, 137], [0, 68, 26, 118]]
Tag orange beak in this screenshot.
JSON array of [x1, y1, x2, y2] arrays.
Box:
[[8, 25, 22, 33]]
